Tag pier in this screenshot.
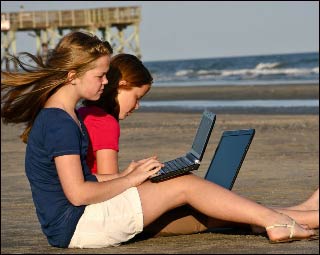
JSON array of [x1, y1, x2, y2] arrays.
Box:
[[1, 5, 141, 68]]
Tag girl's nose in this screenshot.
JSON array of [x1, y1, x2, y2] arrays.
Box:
[[102, 76, 108, 85]]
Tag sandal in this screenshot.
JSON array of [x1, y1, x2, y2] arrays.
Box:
[[266, 218, 318, 244]]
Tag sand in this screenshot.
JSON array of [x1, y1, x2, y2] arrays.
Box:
[[1, 84, 319, 254], [144, 83, 319, 100], [142, 83, 319, 115]]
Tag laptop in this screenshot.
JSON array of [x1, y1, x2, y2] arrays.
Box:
[[150, 110, 216, 182], [204, 128, 255, 190]]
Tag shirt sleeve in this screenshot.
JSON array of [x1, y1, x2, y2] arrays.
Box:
[[84, 114, 120, 152], [44, 113, 81, 160]]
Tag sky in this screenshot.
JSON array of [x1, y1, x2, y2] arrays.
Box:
[[1, 1, 319, 61]]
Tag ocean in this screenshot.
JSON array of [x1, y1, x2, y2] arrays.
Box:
[[144, 52, 319, 87], [141, 52, 319, 112]]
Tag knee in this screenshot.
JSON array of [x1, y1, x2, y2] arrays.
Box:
[[169, 174, 201, 201]]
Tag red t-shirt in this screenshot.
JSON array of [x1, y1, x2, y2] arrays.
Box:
[[77, 105, 120, 174]]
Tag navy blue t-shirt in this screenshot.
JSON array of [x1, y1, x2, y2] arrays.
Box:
[[25, 108, 97, 248]]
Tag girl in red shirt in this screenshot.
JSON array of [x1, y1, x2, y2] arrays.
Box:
[[78, 54, 152, 174]]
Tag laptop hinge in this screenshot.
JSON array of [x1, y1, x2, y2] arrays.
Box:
[[186, 153, 200, 164]]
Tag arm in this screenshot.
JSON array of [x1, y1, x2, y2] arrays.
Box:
[[96, 149, 119, 174], [55, 154, 162, 206], [94, 156, 161, 182]]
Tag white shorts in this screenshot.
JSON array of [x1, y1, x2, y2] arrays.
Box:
[[68, 187, 144, 248]]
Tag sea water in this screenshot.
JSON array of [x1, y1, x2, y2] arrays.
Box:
[[144, 52, 319, 87], [142, 52, 319, 110]]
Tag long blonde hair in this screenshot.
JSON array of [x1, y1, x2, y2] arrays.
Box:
[[1, 31, 113, 143]]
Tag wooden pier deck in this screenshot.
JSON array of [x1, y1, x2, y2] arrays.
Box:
[[1, 6, 142, 68], [1, 6, 141, 31]]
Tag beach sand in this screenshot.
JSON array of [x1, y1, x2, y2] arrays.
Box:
[[141, 83, 319, 115], [144, 83, 319, 100], [1, 84, 319, 254]]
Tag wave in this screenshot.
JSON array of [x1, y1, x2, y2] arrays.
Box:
[[146, 52, 319, 85], [255, 62, 282, 70]]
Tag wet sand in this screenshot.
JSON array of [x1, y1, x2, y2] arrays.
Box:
[[1, 84, 319, 254], [144, 83, 319, 100], [141, 83, 319, 114]]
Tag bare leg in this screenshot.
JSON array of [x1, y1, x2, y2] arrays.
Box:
[[256, 188, 320, 233], [142, 205, 211, 237], [137, 174, 315, 242], [283, 188, 319, 211], [250, 209, 319, 234], [250, 187, 319, 233], [274, 209, 318, 229], [143, 206, 251, 238], [143, 187, 319, 236], [143, 207, 318, 237], [143, 187, 319, 237]]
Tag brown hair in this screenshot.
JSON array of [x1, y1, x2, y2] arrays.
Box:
[[1, 31, 113, 143], [82, 53, 153, 120]]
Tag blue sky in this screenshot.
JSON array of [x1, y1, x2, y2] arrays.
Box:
[[1, 1, 319, 61]]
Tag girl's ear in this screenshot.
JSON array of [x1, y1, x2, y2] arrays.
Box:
[[67, 70, 77, 85]]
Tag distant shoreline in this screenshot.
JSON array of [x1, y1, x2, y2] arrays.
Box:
[[141, 83, 319, 114], [138, 106, 319, 115]]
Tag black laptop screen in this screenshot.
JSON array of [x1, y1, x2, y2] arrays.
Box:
[[190, 111, 216, 161], [204, 129, 255, 190]]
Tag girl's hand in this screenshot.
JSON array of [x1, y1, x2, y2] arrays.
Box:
[[136, 155, 158, 164], [125, 158, 163, 186], [121, 156, 158, 176]]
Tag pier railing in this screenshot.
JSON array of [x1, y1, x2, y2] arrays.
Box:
[[1, 6, 141, 30], [1, 6, 142, 69]]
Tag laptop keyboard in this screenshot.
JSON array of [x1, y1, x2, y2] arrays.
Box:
[[149, 156, 200, 182]]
